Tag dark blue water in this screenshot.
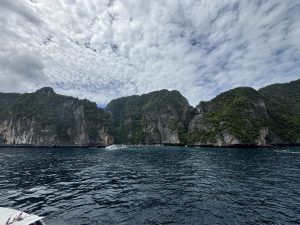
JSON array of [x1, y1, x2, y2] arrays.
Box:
[[0, 146, 299, 225]]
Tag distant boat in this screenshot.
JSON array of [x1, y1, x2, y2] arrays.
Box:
[[105, 144, 127, 150], [0, 207, 45, 225]]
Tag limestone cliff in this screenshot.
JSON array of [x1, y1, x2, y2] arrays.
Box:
[[0, 87, 113, 146], [187, 79, 300, 146], [0, 79, 299, 147], [106, 90, 194, 144]]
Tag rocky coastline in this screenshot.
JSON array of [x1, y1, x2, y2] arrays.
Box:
[[0, 79, 299, 147]]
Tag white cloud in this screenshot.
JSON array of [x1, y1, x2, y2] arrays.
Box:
[[0, 0, 299, 106]]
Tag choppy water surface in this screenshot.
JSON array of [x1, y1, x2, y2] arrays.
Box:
[[0, 146, 299, 225]]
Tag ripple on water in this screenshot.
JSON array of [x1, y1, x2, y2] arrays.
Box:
[[0, 146, 299, 225]]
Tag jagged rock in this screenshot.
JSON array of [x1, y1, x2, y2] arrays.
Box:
[[187, 79, 300, 146], [0, 88, 113, 146], [106, 89, 194, 144], [0, 79, 299, 147]]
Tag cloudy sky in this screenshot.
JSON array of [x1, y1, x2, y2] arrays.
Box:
[[0, 0, 299, 106]]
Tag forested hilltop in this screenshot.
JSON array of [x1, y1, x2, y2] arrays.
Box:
[[187, 79, 300, 146], [0, 79, 299, 146], [0, 87, 113, 146]]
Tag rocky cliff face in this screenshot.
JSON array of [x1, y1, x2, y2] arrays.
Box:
[[0, 87, 113, 145], [187, 87, 270, 146], [187, 79, 300, 146], [0, 79, 299, 147], [258, 79, 300, 144], [106, 90, 194, 144]]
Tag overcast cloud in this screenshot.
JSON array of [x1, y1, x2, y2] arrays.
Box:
[[0, 0, 299, 105]]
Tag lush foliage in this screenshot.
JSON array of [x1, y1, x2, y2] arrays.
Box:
[[186, 87, 270, 144], [106, 89, 193, 144], [0, 79, 299, 145], [259, 79, 300, 142], [187, 80, 300, 145], [0, 87, 111, 144]]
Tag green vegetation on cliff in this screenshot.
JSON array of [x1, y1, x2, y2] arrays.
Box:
[[259, 79, 300, 142], [0, 87, 112, 145], [106, 89, 194, 144], [0, 79, 299, 146], [187, 79, 300, 145], [187, 87, 269, 144]]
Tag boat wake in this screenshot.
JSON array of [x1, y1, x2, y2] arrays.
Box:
[[274, 149, 300, 154], [105, 144, 127, 150]]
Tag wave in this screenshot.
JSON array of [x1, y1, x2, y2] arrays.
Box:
[[105, 144, 127, 150]]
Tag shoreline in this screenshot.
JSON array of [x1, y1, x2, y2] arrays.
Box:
[[0, 143, 299, 148], [165, 143, 300, 148], [0, 144, 106, 148]]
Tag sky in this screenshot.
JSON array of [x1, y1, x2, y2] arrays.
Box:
[[0, 0, 299, 106]]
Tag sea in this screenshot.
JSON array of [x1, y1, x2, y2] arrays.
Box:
[[0, 146, 299, 225]]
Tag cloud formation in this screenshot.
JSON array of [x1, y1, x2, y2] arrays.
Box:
[[0, 0, 299, 105]]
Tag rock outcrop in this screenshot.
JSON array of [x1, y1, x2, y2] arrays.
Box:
[[0, 79, 299, 147], [106, 90, 195, 144], [0, 87, 113, 146], [187, 79, 300, 146]]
